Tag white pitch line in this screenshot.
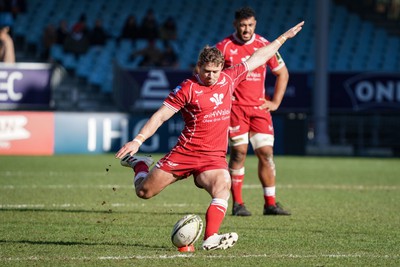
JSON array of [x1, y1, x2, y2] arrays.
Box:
[[244, 184, 400, 190], [0, 184, 399, 190], [0, 184, 125, 189], [0, 171, 107, 177], [0, 202, 201, 209], [1, 253, 398, 262]]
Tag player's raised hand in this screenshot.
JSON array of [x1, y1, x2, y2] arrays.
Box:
[[282, 21, 304, 40]]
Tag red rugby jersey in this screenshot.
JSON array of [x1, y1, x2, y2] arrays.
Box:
[[163, 63, 248, 156], [216, 33, 285, 106]]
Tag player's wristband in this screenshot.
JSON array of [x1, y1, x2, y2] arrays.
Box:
[[133, 134, 145, 145], [133, 139, 143, 145], [276, 35, 286, 46]]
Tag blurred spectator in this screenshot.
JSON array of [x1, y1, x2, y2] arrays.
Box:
[[161, 43, 179, 68], [0, 0, 26, 20], [0, 1, 14, 37], [374, 0, 400, 19], [64, 14, 89, 56], [0, 24, 15, 62], [41, 23, 56, 61], [89, 18, 108, 46], [10, 0, 26, 19], [160, 16, 177, 46], [56, 19, 69, 45], [388, 0, 400, 20], [130, 39, 163, 67], [120, 14, 139, 42], [139, 8, 159, 40], [375, 0, 388, 14], [71, 13, 89, 38]]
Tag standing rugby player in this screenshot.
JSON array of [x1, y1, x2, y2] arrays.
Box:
[[216, 7, 291, 216]]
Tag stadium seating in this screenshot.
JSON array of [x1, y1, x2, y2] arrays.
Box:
[[12, 0, 400, 94]]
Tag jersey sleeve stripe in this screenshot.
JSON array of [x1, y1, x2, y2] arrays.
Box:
[[271, 62, 286, 72], [163, 102, 179, 113]]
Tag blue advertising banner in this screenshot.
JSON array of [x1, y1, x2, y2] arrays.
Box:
[[113, 65, 311, 112], [0, 63, 54, 110], [0, 111, 288, 155], [265, 72, 312, 112], [113, 66, 188, 112], [55, 112, 130, 154], [53, 112, 185, 154], [114, 65, 400, 113], [329, 72, 400, 112]]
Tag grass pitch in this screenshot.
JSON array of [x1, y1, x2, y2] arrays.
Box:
[[0, 154, 399, 266]]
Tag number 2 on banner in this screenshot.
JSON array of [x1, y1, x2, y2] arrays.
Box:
[[141, 70, 169, 98]]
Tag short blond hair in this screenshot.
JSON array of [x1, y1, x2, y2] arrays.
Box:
[[196, 45, 225, 69]]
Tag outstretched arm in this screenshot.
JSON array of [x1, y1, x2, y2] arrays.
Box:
[[115, 105, 176, 158], [246, 21, 304, 72]]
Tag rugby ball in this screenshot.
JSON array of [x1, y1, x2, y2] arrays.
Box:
[[171, 214, 203, 248]]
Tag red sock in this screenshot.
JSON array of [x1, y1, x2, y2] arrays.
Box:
[[264, 195, 276, 207], [133, 162, 149, 174], [264, 186, 276, 207], [204, 198, 227, 239], [231, 174, 244, 204]]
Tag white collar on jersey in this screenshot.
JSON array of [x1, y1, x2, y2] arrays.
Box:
[[233, 31, 256, 45]]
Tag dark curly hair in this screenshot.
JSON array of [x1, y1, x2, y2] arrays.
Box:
[[234, 6, 256, 20]]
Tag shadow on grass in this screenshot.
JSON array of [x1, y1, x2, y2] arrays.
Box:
[[0, 208, 114, 213], [0, 208, 203, 216], [0, 239, 169, 249]]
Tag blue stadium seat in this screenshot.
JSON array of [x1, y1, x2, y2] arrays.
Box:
[[50, 44, 64, 62], [62, 53, 78, 70], [11, 0, 400, 92]]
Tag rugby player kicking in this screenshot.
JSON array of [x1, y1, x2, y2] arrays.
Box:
[[116, 21, 304, 251]]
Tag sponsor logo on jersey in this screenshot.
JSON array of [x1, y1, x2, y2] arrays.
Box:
[[216, 77, 227, 86], [248, 72, 261, 78], [203, 108, 230, 119], [210, 93, 224, 108], [195, 90, 203, 95], [166, 160, 179, 167], [246, 71, 262, 82], [230, 49, 238, 55], [228, 125, 240, 133], [275, 52, 284, 64], [172, 85, 182, 95]]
